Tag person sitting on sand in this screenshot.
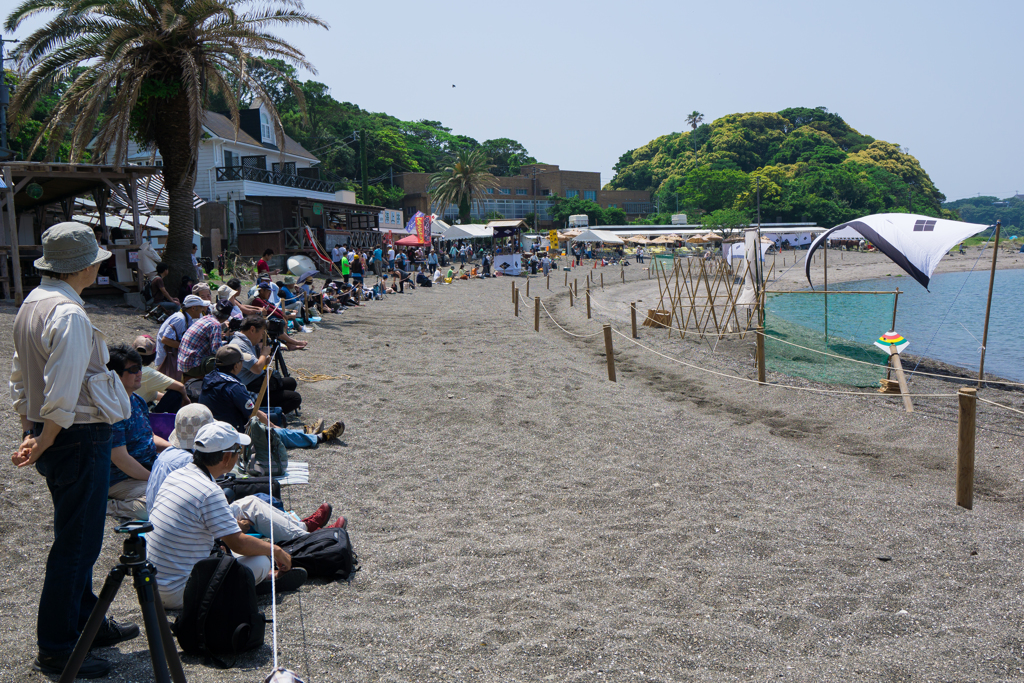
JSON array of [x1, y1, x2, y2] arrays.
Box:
[[106, 343, 170, 520], [417, 267, 432, 287], [134, 335, 190, 414], [459, 266, 470, 281], [445, 265, 456, 284]]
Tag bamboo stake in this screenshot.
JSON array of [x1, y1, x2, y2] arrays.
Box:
[[603, 325, 616, 382], [756, 326, 766, 385], [957, 387, 977, 509], [977, 220, 1002, 387], [889, 347, 913, 413]]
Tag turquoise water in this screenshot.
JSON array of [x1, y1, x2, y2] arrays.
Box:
[[768, 268, 1024, 382]]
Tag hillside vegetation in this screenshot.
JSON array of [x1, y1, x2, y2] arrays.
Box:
[[609, 107, 954, 227]]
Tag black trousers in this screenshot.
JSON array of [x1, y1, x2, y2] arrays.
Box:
[[246, 374, 302, 414]]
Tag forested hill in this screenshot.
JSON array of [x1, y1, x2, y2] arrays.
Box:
[[609, 107, 954, 227]]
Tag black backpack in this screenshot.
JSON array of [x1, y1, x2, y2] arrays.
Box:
[[278, 526, 358, 580], [173, 550, 266, 667]]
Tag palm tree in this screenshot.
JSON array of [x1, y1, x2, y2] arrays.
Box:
[[428, 148, 499, 225], [685, 110, 704, 156], [5, 0, 327, 282]]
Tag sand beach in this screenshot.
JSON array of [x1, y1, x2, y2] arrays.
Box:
[[1, 248, 1023, 682]]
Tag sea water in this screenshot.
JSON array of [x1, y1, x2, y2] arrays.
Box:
[[768, 268, 1024, 382]]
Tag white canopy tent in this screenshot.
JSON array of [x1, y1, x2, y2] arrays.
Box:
[[440, 224, 493, 240], [570, 229, 625, 245]]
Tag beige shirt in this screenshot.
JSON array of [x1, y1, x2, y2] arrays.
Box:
[[10, 278, 111, 428], [139, 366, 175, 403]]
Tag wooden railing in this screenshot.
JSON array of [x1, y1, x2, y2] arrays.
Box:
[[215, 166, 335, 194]]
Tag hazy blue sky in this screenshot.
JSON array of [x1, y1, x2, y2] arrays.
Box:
[[271, 0, 1019, 202]]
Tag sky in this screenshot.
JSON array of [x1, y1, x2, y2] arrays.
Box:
[[5, 0, 1020, 202], [263, 0, 1020, 202]]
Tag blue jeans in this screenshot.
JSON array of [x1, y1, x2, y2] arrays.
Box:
[[275, 427, 317, 449], [33, 422, 113, 655]]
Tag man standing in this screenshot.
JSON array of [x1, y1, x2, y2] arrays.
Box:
[[340, 251, 351, 284], [11, 222, 139, 678], [331, 243, 344, 273], [372, 244, 384, 277], [387, 244, 396, 271]]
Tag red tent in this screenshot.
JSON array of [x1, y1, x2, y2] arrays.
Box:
[[395, 234, 426, 246]]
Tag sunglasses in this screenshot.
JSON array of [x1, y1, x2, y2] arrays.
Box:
[[124, 365, 143, 375]]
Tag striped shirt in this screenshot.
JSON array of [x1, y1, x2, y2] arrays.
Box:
[[147, 463, 241, 595]]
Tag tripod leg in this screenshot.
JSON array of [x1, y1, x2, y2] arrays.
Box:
[[133, 566, 174, 683], [59, 566, 127, 683], [153, 590, 187, 683]]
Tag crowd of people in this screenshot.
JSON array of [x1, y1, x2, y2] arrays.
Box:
[[10, 224, 349, 678]]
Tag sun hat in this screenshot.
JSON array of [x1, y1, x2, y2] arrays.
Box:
[[182, 294, 206, 309], [34, 222, 112, 273], [283, 275, 296, 285], [194, 420, 251, 453], [215, 345, 243, 367], [192, 282, 211, 293], [168, 404, 215, 450], [217, 284, 237, 301], [133, 335, 156, 354]]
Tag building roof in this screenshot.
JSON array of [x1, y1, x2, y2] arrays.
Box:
[[202, 111, 318, 161]]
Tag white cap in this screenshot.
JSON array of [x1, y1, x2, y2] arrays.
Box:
[[193, 420, 252, 453], [182, 294, 206, 309]]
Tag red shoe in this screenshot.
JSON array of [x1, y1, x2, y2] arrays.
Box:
[[327, 516, 347, 530], [301, 503, 332, 531]]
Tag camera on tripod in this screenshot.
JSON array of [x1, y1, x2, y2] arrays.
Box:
[[266, 316, 287, 339]]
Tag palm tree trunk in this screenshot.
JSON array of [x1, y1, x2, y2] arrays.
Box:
[[153, 87, 199, 287], [459, 194, 471, 225]]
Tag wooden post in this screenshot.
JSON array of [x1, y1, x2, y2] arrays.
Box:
[[978, 220, 1002, 387], [574, 279, 578, 297], [621, 266, 625, 284], [526, 278, 530, 298], [128, 175, 145, 296], [569, 287, 574, 307], [889, 347, 914, 413], [564, 271, 568, 287], [601, 272, 604, 289], [756, 326, 766, 385], [957, 387, 977, 509], [534, 296, 540, 331], [514, 288, 519, 317], [630, 302, 638, 338], [586, 289, 591, 319], [1, 167, 23, 304], [603, 324, 616, 382], [547, 274, 550, 290], [512, 280, 516, 303]]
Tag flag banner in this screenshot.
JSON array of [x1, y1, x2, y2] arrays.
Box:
[[405, 211, 424, 234], [424, 214, 433, 243], [305, 227, 332, 263], [415, 214, 425, 244]]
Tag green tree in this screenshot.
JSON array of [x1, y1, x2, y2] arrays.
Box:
[[6, 0, 326, 284], [428, 148, 498, 224], [548, 195, 603, 228], [480, 138, 537, 176], [602, 207, 627, 225], [701, 208, 751, 239]]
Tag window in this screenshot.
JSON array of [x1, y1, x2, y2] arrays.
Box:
[[499, 188, 511, 195], [487, 188, 494, 194], [260, 111, 273, 143], [566, 190, 579, 198], [223, 150, 236, 167], [541, 189, 550, 196], [584, 190, 596, 201], [516, 188, 528, 195], [608, 204, 617, 209]]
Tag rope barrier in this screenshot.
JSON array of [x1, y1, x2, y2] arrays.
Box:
[[976, 396, 1024, 417], [609, 327, 957, 398], [292, 368, 348, 382], [537, 297, 605, 338]]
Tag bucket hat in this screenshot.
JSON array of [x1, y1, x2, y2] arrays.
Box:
[[34, 222, 112, 273], [217, 284, 237, 301], [283, 275, 296, 285], [168, 404, 215, 450]]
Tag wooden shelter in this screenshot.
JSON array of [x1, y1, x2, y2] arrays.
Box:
[[0, 162, 162, 304]]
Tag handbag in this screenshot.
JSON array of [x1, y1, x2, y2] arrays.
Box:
[[81, 368, 132, 423]]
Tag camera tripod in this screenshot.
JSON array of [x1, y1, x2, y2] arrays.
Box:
[[60, 521, 186, 683]]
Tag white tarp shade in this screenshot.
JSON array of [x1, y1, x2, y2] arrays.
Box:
[[494, 252, 522, 276], [441, 224, 492, 240], [806, 213, 990, 290], [571, 229, 625, 244]]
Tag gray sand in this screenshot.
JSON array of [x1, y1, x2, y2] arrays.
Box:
[[1, 256, 1023, 682]]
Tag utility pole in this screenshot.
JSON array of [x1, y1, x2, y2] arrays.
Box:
[[359, 129, 368, 202], [0, 35, 20, 161]]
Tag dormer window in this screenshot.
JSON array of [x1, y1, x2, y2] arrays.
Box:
[[260, 111, 273, 143]]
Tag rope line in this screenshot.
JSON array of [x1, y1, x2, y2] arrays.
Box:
[[977, 396, 1024, 417], [536, 296, 605, 338], [609, 327, 956, 398]]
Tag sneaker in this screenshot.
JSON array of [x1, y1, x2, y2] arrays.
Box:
[[34, 652, 111, 679], [320, 421, 345, 442], [91, 617, 140, 649], [256, 567, 308, 595], [301, 502, 332, 532], [327, 516, 347, 530], [303, 418, 324, 435]]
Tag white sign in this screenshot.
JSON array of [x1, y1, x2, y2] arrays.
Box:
[[494, 253, 522, 276]]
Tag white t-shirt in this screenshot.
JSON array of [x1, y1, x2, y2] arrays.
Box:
[[332, 246, 343, 263], [387, 248, 395, 260], [147, 463, 242, 595]]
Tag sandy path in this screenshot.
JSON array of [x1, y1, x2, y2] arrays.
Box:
[[0, 265, 1023, 682]]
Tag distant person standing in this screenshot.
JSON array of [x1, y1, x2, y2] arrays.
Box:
[[331, 244, 344, 273], [11, 223, 138, 677], [387, 245, 396, 270], [340, 251, 351, 284], [372, 245, 383, 277]]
